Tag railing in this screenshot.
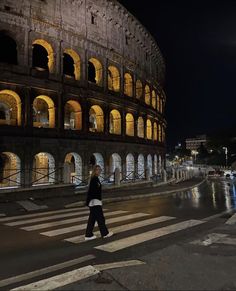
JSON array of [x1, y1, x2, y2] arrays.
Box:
[[0, 169, 21, 188], [120, 171, 146, 183]]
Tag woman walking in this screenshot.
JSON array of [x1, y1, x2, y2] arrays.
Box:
[[85, 165, 113, 241]]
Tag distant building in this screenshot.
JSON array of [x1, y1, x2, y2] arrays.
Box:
[[186, 135, 207, 151]]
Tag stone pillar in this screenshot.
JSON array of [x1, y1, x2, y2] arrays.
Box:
[[172, 167, 175, 179], [114, 167, 120, 186], [162, 169, 167, 182], [176, 169, 180, 181], [145, 167, 151, 181], [63, 162, 71, 184]]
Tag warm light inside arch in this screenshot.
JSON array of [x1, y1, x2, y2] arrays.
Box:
[[33, 39, 54, 73], [64, 48, 81, 80]]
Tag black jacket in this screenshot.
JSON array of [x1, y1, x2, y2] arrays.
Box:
[[86, 176, 102, 206]]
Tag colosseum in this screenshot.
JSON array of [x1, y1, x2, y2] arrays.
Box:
[[0, 0, 167, 190]]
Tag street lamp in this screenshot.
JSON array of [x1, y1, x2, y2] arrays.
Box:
[[223, 147, 228, 168], [191, 150, 199, 163]]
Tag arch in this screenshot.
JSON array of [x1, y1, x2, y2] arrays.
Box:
[[154, 154, 158, 174], [32, 39, 54, 73], [89, 105, 104, 133], [0, 32, 17, 65], [63, 49, 81, 80], [158, 124, 162, 142], [159, 97, 163, 113], [138, 154, 145, 179], [145, 85, 151, 105], [33, 152, 55, 185], [33, 95, 55, 128], [108, 66, 120, 92], [0, 152, 21, 188], [65, 152, 82, 184], [124, 73, 133, 97], [152, 90, 156, 109], [110, 109, 121, 135], [146, 119, 152, 140], [64, 100, 82, 130], [147, 154, 153, 176], [126, 153, 135, 180], [90, 153, 105, 175], [137, 116, 144, 138], [88, 58, 103, 86], [109, 153, 122, 180], [0, 90, 21, 126], [153, 122, 158, 141], [126, 113, 134, 136], [136, 80, 143, 99]]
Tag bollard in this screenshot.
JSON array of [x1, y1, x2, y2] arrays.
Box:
[[114, 167, 121, 186]]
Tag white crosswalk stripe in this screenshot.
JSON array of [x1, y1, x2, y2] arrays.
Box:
[[41, 212, 150, 237], [95, 219, 205, 253]]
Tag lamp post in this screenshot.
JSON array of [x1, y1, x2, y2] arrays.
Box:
[[223, 147, 228, 168]]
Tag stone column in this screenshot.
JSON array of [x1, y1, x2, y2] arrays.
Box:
[[114, 167, 120, 186]]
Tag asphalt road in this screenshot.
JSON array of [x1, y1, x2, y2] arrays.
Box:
[[0, 178, 235, 290]]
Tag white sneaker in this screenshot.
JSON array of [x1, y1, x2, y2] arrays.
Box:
[[85, 235, 97, 241], [103, 231, 114, 238]]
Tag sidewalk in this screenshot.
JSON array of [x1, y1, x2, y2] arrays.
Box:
[[0, 178, 205, 216]]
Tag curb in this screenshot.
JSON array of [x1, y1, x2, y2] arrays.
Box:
[[65, 179, 206, 208]]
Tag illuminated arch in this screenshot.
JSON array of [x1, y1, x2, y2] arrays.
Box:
[[88, 58, 103, 86], [63, 49, 81, 80], [145, 85, 151, 105], [124, 73, 133, 97], [110, 109, 121, 135], [108, 66, 120, 92], [147, 154, 153, 176], [138, 154, 145, 179], [126, 153, 135, 180], [109, 153, 122, 181], [158, 124, 162, 142], [126, 113, 134, 136], [90, 153, 105, 175], [32, 39, 54, 73], [137, 116, 144, 138], [89, 105, 104, 133], [152, 90, 156, 109], [65, 152, 82, 184], [0, 152, 21, 188], [136, 80, 143, 99], [0, 90, 21, 126], [33, 152, 55, 185], [153, 122, 158, 141], [146, 119, 152, 140], [159, 97, 163, 113], [33, 95, 55, 128], [64, 100, 82, 130]]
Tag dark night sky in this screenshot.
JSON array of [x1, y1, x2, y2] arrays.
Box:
[[118, 0, 236, 150]]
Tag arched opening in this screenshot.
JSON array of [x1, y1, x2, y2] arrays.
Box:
[[63, 49, 81, 80], [109, 109, 121, 135], [33, 152, 55, 185], [153, 122, 158, 141], [136, 80, 143, 99], [124, 73, 133, 97], [33, 95, 55, 128], [109, 153, 122, 181], [64, 100, 82, 130], [158, 124, 162, 142], [89, 153, 105, 176], [88, 58, 102, 86], [138, 154, 145, 179], [154, 154, 158, 174], [0, 152, 21, 188], [89, 105, 104, 133], [32, 39, 54, 73], [159, 97, 163, 113], [65, 153, 82, 184], [147, 154, 153, 176], [146, 119, 152, 140], [0, 32, 17, 65], [108, 66, 120, 92], [126, 153, 135, 180], [0, 90, 21, 126], [137, 117, 144, 138], [152, 90, 156, 109], [145, 85, 151, 105], [126, 113, 134, 136]]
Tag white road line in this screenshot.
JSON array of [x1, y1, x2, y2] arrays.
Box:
[[11, 265, 99, 291], [216, 237, 236, 245], [190, 233, 228, 246], [0, 254, 95, 288], [0, 207, 89, 223], [94, 260, 145, 271], [65, 216, 175, 244], [5, 210, 92, 226], [95, 219, 205, 253], [21, 210, 128, 231], [202, 209, 234, 221], [41, 213, 150, 237]]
